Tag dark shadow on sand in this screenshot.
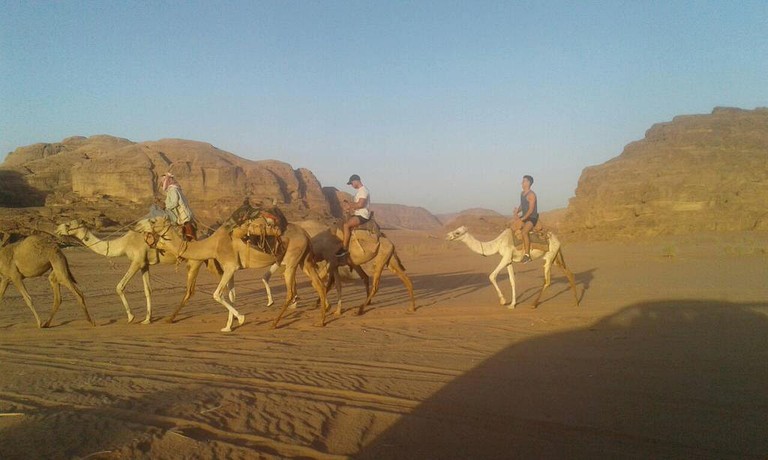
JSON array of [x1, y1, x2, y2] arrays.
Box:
[[357, 299, 768, 459]]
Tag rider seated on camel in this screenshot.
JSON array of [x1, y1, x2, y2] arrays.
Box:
[[513, 174, 538, 263], [336, 174, 370, 258], [159, 172, 196, 241]]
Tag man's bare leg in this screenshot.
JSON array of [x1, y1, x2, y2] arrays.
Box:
[[521, 221, 534, 262], [338, 216, 362, 257]]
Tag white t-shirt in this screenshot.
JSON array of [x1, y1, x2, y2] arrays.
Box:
[[353, 185, 371, 220]]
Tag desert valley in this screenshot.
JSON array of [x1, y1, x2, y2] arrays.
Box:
[[1, 108, 767, 459]]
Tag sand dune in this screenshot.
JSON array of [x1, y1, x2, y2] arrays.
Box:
[[1, 229, 767, 459]]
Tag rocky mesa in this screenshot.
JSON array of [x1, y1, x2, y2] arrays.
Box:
[[563, 107, 768, 239]]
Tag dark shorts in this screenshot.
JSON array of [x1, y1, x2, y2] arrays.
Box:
[[523, 215, 538, 227], [352, 215, 370, 225]]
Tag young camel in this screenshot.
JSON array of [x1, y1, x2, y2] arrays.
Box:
[[446, 224, 580, 309], [0, 234, 95, 328], [55, 219, 226, 324], [141, 216, 328, 331], [261, 220, 416, 316]]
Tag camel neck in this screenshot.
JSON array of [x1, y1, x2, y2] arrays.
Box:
[[457, 230, 510, 256], [80, 229, 127, 257]]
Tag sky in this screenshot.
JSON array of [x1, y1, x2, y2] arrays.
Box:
[[1, 1, 767, 215]]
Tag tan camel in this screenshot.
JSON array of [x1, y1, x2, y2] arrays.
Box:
[[0, 234, 94, 328], [140, 215, 328, 331], [262, 220, 416, 316], [446, 221, 580, 309], [55, 219, 227, 324]]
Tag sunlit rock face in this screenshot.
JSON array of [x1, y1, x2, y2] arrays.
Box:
[[1, 135, 331, 222], [563, 107, 768, 239]]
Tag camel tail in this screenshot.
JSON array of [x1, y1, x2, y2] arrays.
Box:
[[554, 248, 567, 270], [392, 252, 406, 272], [54, 250, 79, 284]]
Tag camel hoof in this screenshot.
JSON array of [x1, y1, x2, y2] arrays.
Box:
[[313, 321, 326, 327], [237, 314, 245, 326], [333, 310, 342, 317], [406, 307, 416, 314], [288, 302, 298, 310], [165, 317, 175, 324], [220, 326, 233, 332], [266, 301, 274, 307], [530, 304, 538, 309], [141, 318, 151, 325], [507, 304, 516, 310], [126, 314, 135, 323], [41, 322, 51, 328]]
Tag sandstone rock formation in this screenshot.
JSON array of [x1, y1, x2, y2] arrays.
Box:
[[1, 135, 332, 224], [563, 107, 768, 239], [369, 204, 442, 231]]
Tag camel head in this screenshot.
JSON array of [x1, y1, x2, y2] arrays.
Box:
[[134, 216, 171, 235], [445, 226, 469, 241], [55, 219, 89, 240]]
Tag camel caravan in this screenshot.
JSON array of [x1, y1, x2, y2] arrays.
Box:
[[1, 201, 580, 332]]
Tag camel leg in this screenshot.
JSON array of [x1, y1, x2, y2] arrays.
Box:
[[167, 259, 205, 323], [53, 269, 94, 326], [389, 260, 416, 313], [261, 263, 279, 307], [0, 277, 9, 303], [488, 255, 512, 306], [140, 267, 152, 324], [531, 255, 554, 309], [506, 264, 517, 309], [358, 261, 388, 316], [115, 262, 142, 324], [352, 264, 371, 302], [323, 263, 344, 316], [10, 277, 42, 328], [272, 263, 302, 329], [42, 272, 62, 328], [213, 268, 244, 332], [304, 260, 329, 327], [555, 251, 580, 307]]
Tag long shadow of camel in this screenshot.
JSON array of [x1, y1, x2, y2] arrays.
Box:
[[357, 299, 768, 459]]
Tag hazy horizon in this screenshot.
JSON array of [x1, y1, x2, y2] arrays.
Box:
[[2, 1, 766, 214]]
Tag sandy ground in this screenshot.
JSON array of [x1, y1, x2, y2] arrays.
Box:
[[1, 228, 767, 459]]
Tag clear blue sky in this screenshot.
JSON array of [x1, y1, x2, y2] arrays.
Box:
[[2, 1, 766, 214]]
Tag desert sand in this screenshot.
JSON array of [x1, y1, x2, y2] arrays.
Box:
[[1, 228, 767, 459]]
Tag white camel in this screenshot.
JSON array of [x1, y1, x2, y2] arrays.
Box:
[[56, 219, 226, 324], [446, 224, 579, 309]]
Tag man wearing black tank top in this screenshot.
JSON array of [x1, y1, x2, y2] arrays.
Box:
[[514, 175, 538, 263]]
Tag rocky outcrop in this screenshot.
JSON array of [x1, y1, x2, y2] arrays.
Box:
[[563, 107, 768, 239], [1, 136, 331, 223], [369, 204, 443, 231]]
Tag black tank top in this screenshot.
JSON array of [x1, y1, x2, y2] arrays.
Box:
[[520, 191, 538, 221]]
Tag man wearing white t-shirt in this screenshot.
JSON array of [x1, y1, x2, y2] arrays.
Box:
[[336, 174, 370, 257]]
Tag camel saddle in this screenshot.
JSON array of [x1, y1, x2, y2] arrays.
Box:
[[511, 229, 550, 252], [352, 212, 382, 240]]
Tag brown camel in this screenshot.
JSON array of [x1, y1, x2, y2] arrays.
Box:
[[140, 215, 328, 331], [262, 219, 416, 316], [0, 234, 94, 328], [56, 219, 228, 324]]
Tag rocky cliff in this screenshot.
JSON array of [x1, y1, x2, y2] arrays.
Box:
[[563, 107, 768, 239], [0, 135, 332, 224], [0, 135, 448, 231]]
